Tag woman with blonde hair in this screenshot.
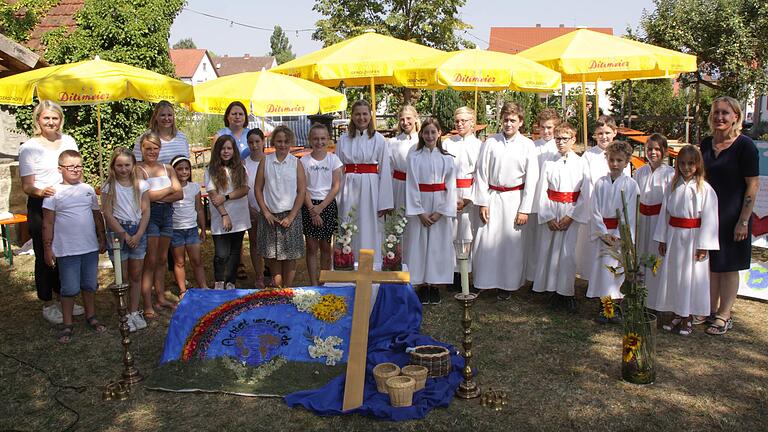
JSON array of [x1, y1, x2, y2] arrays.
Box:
[[389, 105, 420, 211], [699, 96, 759, 335], [132, 100, 189, 163]]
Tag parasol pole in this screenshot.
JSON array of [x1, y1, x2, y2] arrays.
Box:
[[594, 80, 600, 120], [581, 80, 587, 146], [97, 104, 103, 180], [474, 86, 478, 112], [561, 83, 567, 118], [370, 77, 376, 127]]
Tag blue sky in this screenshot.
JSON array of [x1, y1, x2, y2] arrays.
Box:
[[169, 0, 656, 57]]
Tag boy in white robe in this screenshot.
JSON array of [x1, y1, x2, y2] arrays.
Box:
[[532, 123, 590, 308], [472, 102, 539, 299], [585, 141, 639, 323]]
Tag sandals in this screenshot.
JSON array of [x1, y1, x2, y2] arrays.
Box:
[[86, 316, 107, 333], [237, 264, 248, 280], [142, 310, 158, 320], [706, 315, 733, 336], [663, 316, 683, 332], [692, 313, 715, 325], [677, 317, 693, 336], [58, 325, 74, 344]]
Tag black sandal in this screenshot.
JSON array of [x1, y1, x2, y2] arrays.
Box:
[[86, 316, 107, 333], [706, 315, 733, 336], [58, 325, 74, 344]]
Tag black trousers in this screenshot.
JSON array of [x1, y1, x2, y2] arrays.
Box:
[[212, 231, 245, 284], [27, 197, 60, 301]]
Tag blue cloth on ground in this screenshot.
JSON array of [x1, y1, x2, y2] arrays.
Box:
[[284, 283, 464, 421]]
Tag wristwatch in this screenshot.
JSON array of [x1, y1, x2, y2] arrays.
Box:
[[225, 194, 230, 201], [740, 220, 748, 227]]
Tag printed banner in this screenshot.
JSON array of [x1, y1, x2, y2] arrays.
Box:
[[738, 261, 768, 301], [750, 140, 768, 245]]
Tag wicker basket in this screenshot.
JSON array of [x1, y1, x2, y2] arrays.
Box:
[[409, 345, 451, 377], [386, 376, 415, 407], [372, 363, 401, 393], [401, 365, 428, 391]]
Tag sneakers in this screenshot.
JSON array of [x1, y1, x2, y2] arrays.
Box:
[[42, 304, 63, 324], [429, 286, 442, 305], [225, 282, 236, 290], [72, 303, 84, 316], [417, 286, 430, 305], [496, 290, 512, 301], [125, 311, 148, 333]]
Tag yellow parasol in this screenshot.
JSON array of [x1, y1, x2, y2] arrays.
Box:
[[0, 57, 194, 177], [519, 29, 697, 144], [188, 71, 347, 116], [393, 48, 561, 109], [272, 31, 443, 121]]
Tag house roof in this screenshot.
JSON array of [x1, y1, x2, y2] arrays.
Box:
[[213, 55, 276, 76], [489, 25, 613, 54], [169, 48, 211, 78], [25, 0, 85, 54]]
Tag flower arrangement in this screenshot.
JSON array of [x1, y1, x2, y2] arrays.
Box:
[[307, 335, 344, 366], [334, 207, 359, 270], [310, 294, 348, 323], [382, 208, 407, 271], [291, 289, 321, 312], [604, 191, 658, 385]]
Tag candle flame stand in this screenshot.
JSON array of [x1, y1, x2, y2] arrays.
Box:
[[454, 292, 480, 399]]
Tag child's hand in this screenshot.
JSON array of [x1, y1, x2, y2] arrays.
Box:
[[457, 199, 466, 212], [558, 216, 573, 231], [222, 214, 232, 231], [40, 186, 56, 198], [126, 234, 138, 249], [377, 209, 392, 218], [312, 214, 323, 227], [279, 215, 294, 228], [658, 242, 667, 256], [695, 249, 707, 261], [263, 211, 277, 226], [211, 194, 225, 206], [310, 205, 323, 217], [429, 212, 442, 223], [479, 206, 490, 224], [418, 214, 433, 227], [547, 220, 559, 231], [515, 212, 528, 226], [199, 227, 206, 241], [44, 247, 55, 268]]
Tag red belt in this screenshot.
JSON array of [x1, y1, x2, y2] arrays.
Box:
[[547, 189, 580, 203], [419, 183, 446, 192], [393, 170, 406, 181], [603, 217, 619, 229], [489, 184, 524, 192], [669, 216, 701, 228], [456, 178, 474, 188], [345, 163, 378, 174], [639, 202, 662, 216]]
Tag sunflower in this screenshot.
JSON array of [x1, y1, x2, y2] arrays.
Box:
[[600, 297, 616, 319], [623, 332, 642, 351], [651, 256, 663, 275], [622, 346, 635, 362]]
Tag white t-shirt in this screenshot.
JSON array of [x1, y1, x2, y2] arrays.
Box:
[[173, 182, 201, 230], [18, 135, 79, 189], [42, 182, 100, 257], [133, 131, 190, 164], [101, 180, 149, 223], [244, 157, 261, 211], [205, 167, 251, 235], [301, 152, 343, 201], [263, 153, 299, 213]]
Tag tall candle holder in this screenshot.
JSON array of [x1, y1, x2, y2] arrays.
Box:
[[453, 240, 480, 399]]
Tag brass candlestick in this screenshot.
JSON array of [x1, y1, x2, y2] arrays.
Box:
[[455, 292, 480, 399], [103, 282, 142, 400]]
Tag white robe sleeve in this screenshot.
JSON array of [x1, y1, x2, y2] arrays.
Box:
[[439, 156, 457, 217], [534, 159, 551, 221], [697, 184, 720, 251], [569, 162, 591, 224], [625, 179, 639, 240], [590, 178, 610, 240], [653, 188, 670, 243], [376, 134, 394, 211], [471, 139, 491, 207], [405, 151, 424, 216], [519, 146, 539, 214]]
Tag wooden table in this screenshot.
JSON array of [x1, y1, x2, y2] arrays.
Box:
[[0, 214, 27, 265], [191, 146, 211, 167]]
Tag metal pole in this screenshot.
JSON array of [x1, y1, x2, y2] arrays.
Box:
[[581, 81, 587, 145]]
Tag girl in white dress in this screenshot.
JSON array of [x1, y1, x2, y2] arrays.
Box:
[[585, 141, 639, 323], [633, 134, 674, 313], [653, 145, 719, 335], [390, 105, 420, 211], [532, 123, 590, 305], [472, 102, 539, 299], [405, 118, 456, 305], [170, 155, 207, 294], [336, 100, 394, 264]]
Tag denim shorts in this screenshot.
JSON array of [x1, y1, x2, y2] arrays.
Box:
[[58, 251, 99, 297], [171, 227, 201, 248], [147, 202, 174, 238], [108, 220, 147, 261]]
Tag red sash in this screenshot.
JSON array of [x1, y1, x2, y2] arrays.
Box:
[[639, 202, 662, 216], [547, 189, 580, 203], [345, 164, 378, 174], [393, 170, 406, 181], [603, 218, 619, 229], [418, 183, 447, 192], [669, 216, 701, 229], [456, 178, 474, 188], [489, 184, 524, 192]]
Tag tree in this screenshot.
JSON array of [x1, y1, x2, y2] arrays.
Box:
[[269, 26, 295, 65], [606, 79, 690, 139], [0, 0, 57, 42], [172, 37, 196, 49], [10, 0, 185, 183]]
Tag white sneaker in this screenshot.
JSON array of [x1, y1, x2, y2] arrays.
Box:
[[225, 282, 235, 290], [72, 303, 85, 316], [125, 313, 137, 332], [214, 281, 224, 290], [131, 311, 148, 331], [42, 304, 63, 324]]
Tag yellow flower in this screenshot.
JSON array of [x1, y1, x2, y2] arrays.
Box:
[[623, 332, 642, 351], [651, 257, 662, 275], [601, 297, 616, 319], [310, 294, 348, 323], [622, 346, 635, 362]]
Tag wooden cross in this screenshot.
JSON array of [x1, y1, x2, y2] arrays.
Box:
[[320, 248, 410, 411]]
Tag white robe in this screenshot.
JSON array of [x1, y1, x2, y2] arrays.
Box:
[[337, 131, 394, 264], [404, 147, 457, 285], [585, 174, 639, 299], [389, 132, 418, 212], [471, 132, 539, 291], [443, 133, 482, 270], [633, 164, 675, 306], [575, 146, 631, 279], [651, 179, 719, 317], [527, 138, 559, 281], [532, 151, 590, 296]]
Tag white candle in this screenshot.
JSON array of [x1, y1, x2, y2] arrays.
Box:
[[459, 258, 469, 296], [113, 237, 122, 286]]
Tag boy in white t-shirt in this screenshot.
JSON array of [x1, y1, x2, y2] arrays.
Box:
[[42, 150, 107, 343]]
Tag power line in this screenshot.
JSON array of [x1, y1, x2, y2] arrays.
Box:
[[182, 7, 316, 33]]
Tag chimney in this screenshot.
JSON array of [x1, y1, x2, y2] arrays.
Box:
[[559, 24, 565, 28], [535, 24, 541, 28]]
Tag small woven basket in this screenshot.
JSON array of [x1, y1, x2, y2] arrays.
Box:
[[386, 376, 415, 407], [409, 345, 451, 377], [372, 363, 401, 393], [401, 365, 428, 391]]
